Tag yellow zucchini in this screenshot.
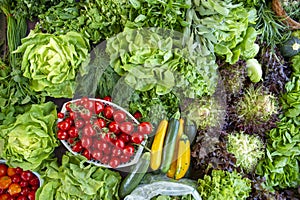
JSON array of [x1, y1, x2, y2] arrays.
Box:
[[166, 118, 184, 178], [150, 119, 168, 170], [174, 134, 190, 180]]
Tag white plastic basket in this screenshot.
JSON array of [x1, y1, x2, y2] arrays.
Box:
[[58, 98, 145, 168]]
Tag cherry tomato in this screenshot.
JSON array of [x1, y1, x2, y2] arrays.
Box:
[[120, 154, 130, 163], [57, 112, 64, 119], [91, 150, 103, 161], [0, 176, 12, 189], [0, 194, 10, 200], [29, 178, 39, 186], [82, 149, 92, 160], [103, 106, 114, 119], [80, 96, 89, 104], [100, 155, 110, 164], [119, 121, 134, 134], [82, 124, 96, 137], [16, 196, 27, 200], [112, 148, 123, 157], [15, 167, 22, 175], [133, 111, 142, 120], [20, 171, 33, 182], [0, 164, 7, 176], [131, 132, 144, 144], [57, 130, 69, 140], [20, 187, 30, 196], [113, 110, 127, 123], [69, 111, 77, 120], [81, 136, 92, 149], [7, 168, 16, 177], [19, 181, 28, 188], [67, 138, 75, 145], [8, 183, 21, 195], [102, 96, 112, 102], [27, 191, 35, 200], [31, 185, 38, 191], [109, 157, 120, 168], [108, 121, 120, 134], [65, 102, 73, 112], [74, 119, 85, 129], [115, 139, 125, 149], [102, 145, 113, 156], [119, 133, 131, 143], [57, 120, 71, 131], [83, 99, 95, 111], [94, 101, 104, 115], [95, 140, 109, 153], [68, 127, 79, 138], [72, 141, 83, 152], [123, 145, 135, 157], [103, 132, 116, 144], [64, 117, 74, 126], [137, 122, 153, 135], [80, 109, 92, 121], [11, 174, 21, 183], [95, 118, 106, 128]]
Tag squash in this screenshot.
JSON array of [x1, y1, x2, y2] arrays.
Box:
[[280, 36, 300, 57]]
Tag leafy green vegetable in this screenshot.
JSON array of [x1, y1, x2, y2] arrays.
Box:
[[226, 132, 264, 172], [197, 169, 251, 200], [246, 58, 262, 83], [0, 102, 58, 171], [36, 153, 121, 200], [13, 31, 90, 98]]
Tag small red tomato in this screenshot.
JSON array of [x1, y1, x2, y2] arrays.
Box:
[[80, 96, 89, 104], [120, 154, 130, 163], [96, 140, 110, 152], [123, 145, 135, 157], [133, 111, 142, 120], [102, 96, 112, 102], [119, 121, 134, 134], [72, 141, 83, 152], [100, 155, 110, 164], [82, 124, 96, 137], [103, 132, 116, 144], [57, 112, 64, 119], [81, 136, 92, 149], [65, 102, 73, 112], [0, 176, 11, 189], [83, 100, 95, 111], [109, 157, 120, 168], [113, 110, 127, 123], [19, 181, 28, 188], [7, 167, 16, 177], [74, 119, 85, 129], [11, 174, 21, 183], [29, 178, 39, 186], [115, 139, 125, 149], [68, 127, 79, 138], [0, 194, 11, 200], [57, 130, 69, 140], [64, 117, 74, 126], [119, 133, 131, 143], [94, 101, 104, 115], [103, 106, 114, 119], [91, 150, 103, 161], [131, 132, 144, 144], [80, 109, 92, 121], [69, 111, 77, 120], [0, 164, 7, 176], [15, 167, 23, 175], [20, 187, 30, 196], [112, 148, 122, 157], [137, 122, 153, 135], [67, 138, 75, 145], [31, 185, 38, 191], [108, 121, 120, 134], [27, 191, 35, 200], [20, 171, 33, 182], [8, 183, 21, 195], [95, 118, 106, 128], [16, 196, 27, 200], [57, 120, 71, 131], [82, 149, 92, 160]]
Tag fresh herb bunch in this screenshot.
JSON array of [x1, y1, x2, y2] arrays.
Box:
[[226, 132, 264, 173], [281, 0, 300, 22]]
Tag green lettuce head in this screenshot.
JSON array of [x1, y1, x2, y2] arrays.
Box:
[[14, 31, 90, 98], [0, 102, 58, 171]]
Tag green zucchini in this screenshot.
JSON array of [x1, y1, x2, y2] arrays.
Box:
[[119, 152, 151, 198], [160, 112, 180, 173]]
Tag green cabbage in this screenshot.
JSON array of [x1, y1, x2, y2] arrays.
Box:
[[0, 102, 58, 171], [13, 31, 90, 98]]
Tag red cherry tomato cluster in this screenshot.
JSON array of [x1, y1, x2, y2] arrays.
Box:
[[56, 96, 153, 168], [0, 163, 40, 200]]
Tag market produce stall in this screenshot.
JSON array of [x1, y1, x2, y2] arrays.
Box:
[[0, 0, 300, 199]]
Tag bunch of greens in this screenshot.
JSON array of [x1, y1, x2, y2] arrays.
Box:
[[151, 194, 193, 200], [36, 0, 128, 44], [187, 0, 259, 64], [125, 0, 190, 32], [13, 31, 90, 98], [36, 153, 121, 200], [226, 132, 264, 173], [0, 102, 58, 171], [106, 28, 218, 99], [256, 116, 300, 191], [197, 169, 252, 200]]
